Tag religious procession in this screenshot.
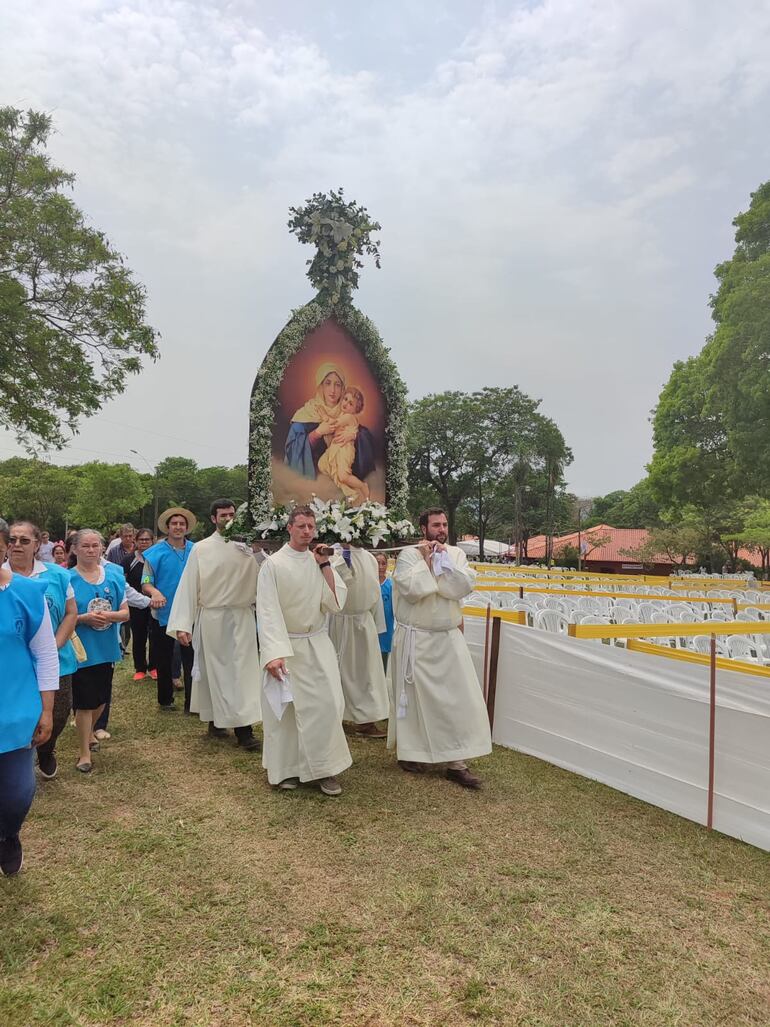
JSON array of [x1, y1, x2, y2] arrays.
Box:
[[0, 492, 492, 874], [6, 5, 770, 1022]]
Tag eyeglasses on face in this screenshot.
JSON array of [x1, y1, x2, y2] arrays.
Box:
[[8, 536, 34, 546]]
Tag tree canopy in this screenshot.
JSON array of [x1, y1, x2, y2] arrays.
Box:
[[649, 181, 770, 513], [0, 456, 247, 538], [407, 387, 572, 551], [0, 107, 159, 449]]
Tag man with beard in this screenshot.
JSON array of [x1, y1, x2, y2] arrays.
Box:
[[388, 508, 491, 789], [167, 499, 262, 751]]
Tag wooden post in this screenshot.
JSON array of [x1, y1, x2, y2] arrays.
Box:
[[482, 604, 492, 701], [707, 634, 717, 830], [519, 585, 524, 600], [486, 615, 502, 731]]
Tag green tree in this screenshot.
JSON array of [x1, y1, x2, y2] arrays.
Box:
[[0, 108, 159, 449], [648, 355, 737, 512], [154, 457, 204, 514], [722, 498, 770, 577], [707, 182, 770, 490], [407, 387, 572, 550], [649, 181, 770, 514], [585, 480, 661, 529], [620, 523, 704, 569], [68, 463, 150, 530], [0, 460, 76, 534], [407, 392, 484, 543]]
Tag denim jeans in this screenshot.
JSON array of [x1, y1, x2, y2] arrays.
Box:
[[0, 746, 36, 840]]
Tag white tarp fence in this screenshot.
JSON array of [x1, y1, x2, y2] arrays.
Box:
[[457, 539, 511, 557], [464, 616, 770, 851]]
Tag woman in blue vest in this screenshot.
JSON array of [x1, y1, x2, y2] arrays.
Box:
[[0, 519, 59, 876], [69, 530, 128, 774], [6, 520, 78, 781]]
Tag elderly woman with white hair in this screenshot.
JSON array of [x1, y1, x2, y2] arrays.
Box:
[[69, 529, 128, 774]]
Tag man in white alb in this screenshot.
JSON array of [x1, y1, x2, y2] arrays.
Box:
[[328, 546, 389, 737], [388, 507, 491, 789], [256, 506, 351, 796], [166, 499, 262, 751]]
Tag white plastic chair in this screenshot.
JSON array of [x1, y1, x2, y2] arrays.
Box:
[[676, 610, 698, 624], [726, 635, 760, 662], [534, 609, 569, 634], [577, 596, 602, 615], [690, 635, 727, 657], [741, 607, 765, 620]]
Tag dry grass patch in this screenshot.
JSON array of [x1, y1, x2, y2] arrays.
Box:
[[1, 665, 769, 1026]]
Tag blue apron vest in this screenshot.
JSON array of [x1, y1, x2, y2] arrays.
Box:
[[0, 575, 47, 754]]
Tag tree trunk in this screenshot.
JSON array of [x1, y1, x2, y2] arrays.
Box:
[[447, 504, 458, 546]]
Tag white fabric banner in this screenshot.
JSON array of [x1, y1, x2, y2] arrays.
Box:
[[464, 616, 770, 852]]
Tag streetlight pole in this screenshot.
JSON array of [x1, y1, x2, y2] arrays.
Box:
[[130, 449, 158, 530]]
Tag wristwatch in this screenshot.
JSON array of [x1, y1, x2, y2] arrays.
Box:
[[319, 561, 331, 569]]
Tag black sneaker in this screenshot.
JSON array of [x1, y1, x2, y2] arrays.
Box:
[[0, 835, 23, 876], [208, 724, 229, 738], [158, 703, 176, 712], [37, 751, 58, 779]]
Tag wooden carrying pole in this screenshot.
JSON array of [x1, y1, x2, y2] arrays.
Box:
[[486, 616, 502, 731], [707, 634, 717, 830]]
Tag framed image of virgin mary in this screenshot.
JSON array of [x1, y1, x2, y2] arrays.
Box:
[[270, 319, 387, 506]]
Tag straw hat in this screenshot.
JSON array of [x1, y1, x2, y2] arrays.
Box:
[[157, 506, 197, 535]]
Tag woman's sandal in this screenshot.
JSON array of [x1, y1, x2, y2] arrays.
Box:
[[76, 762, 93, 774], [89, 741, 100, 752]]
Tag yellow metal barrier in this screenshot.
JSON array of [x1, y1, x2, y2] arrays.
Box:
[[471, 584, 736, 607], [462, 607, 526, 625], [568, 620, 770, 640], [625, 640, 770, 680]]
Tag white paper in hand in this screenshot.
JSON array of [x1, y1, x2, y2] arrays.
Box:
[[263, 669, 294, 721], [431, 549, 453, 577]]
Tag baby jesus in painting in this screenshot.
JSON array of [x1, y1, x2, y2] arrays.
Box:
[[318, 386, 371, 504]]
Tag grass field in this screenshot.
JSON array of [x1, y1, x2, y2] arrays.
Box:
[[2, 664, 769, 1027]]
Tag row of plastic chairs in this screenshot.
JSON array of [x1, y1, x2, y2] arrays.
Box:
[[472, 590, 768, 625], [527, 609, 770, 664]]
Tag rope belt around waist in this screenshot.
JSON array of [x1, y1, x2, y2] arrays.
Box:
[[394, 620, 461, 719], [199, 603, 255, 611], [287, 625, 328, 639]]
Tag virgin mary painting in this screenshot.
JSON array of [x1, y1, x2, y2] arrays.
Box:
[[284, 362, 376, 487]]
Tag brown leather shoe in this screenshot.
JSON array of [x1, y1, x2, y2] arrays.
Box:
[[355, 722, 387, 739], [446, 767, 482, 790], [398, 760, 426, 774]]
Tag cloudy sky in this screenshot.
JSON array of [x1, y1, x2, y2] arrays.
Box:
[[2, 0, 769, 495]]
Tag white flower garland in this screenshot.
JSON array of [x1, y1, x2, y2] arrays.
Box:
[[247, 297, 409, 528], [223, 498, 416, 547]]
